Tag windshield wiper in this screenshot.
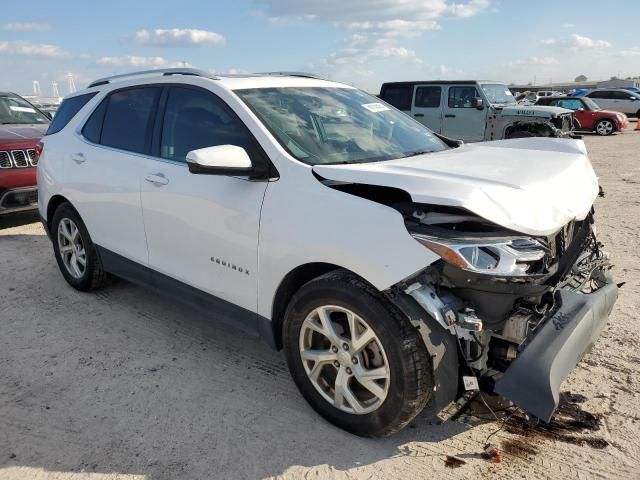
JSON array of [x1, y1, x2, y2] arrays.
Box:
[[400, 149, 433, 159]]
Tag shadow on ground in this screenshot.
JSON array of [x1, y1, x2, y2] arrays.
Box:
[[0, 233, 471, 480]]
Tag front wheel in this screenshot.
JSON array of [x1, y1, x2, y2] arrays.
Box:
[[595, 119, 616, 136], [282, 271, 433, 437]]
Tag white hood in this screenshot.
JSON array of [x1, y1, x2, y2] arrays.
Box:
[[313, 138, 599, 237], [498, 104, 571, 118]]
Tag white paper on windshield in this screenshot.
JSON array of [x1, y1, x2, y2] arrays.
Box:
[[10, 106, 36, 113], [362, 103, 390, 113], [505, 90, 513, 96]]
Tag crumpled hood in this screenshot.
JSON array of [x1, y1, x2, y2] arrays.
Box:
[[0, 124, 48, 144], [498, 104, 571, 118], [313, 138, 599, 237]]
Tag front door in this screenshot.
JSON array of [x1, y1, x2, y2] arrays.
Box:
[[140, 85, 268, 316], [441, 85, 486, 142], [410, 85, 443, 133]]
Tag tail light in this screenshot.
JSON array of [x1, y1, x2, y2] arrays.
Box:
[[34, 141, 44, 162]]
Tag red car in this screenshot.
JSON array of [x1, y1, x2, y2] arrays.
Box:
[[0, 92, 50, 215], [536, 96, 630, 136]]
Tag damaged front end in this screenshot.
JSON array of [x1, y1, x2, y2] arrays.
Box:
[[386, 204, 617, 423]]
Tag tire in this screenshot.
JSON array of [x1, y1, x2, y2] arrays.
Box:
[[505, 130, 535, 139], [282, 270, 433, 437], [594, 119, 616, 136], [51, 203, 109, 291]]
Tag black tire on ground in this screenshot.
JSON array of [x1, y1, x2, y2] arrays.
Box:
[[282, 270, 433, 437], [505, 130, 535, 139], [594, 119, 616, 136], [51, 202, 109, 291]]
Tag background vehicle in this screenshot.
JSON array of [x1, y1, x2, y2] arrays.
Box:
[[0, 92, 49, 215], [536, 96, 629, 135], [38, 69, 616, 437], [536, 90, 563, 98], [585, 89, 640, 117], [379, 80, 575, 142]]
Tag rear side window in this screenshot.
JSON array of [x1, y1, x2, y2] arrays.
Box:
[[379, 85, 412, 110], [100, 87, 161, 154], [587, 91, 611, 99], [160, 87, 255, 162], [414, 86, 441, 108], [45, 92, 97, 135], [81, 99, 108, 143]]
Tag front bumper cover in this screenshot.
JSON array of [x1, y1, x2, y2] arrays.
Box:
[[494, 282, 618, 422]]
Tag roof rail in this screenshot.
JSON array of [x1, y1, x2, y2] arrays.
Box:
[[87, 68, 217, 88], [258, 71, 326, 80]]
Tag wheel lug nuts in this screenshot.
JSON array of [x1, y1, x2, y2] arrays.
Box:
[[346, 367, 352, 375], [342, 343, 349, 351], [352, 357, 358, 364], [333, 361, 340, 368], [331, 345, 338, 353]]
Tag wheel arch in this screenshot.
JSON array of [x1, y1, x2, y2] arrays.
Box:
[[46, 194, 74, 234], [270, 262, 367, 349]]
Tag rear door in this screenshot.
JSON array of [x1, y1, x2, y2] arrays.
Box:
[[586, 91, 613, 110], [441, 84, 486, 141], [69, 86, 161, 266], [410, 85, 443, 132]]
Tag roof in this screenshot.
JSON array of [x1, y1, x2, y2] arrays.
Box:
[[84, 68, 350, 92], [381, 80, 500, 87], [0, 91, 18, 97]]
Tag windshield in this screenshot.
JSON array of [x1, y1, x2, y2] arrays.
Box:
[[235, 87, 447, 165], [582, 97, 600, 111], [480, 83, 516, 105], [0, 95, 49, 125]]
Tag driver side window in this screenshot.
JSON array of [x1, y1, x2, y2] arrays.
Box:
[[160, 87, 254, 162], [448, 86, 479, 108]]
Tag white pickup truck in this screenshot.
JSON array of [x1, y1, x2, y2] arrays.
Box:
[[379, 80, 575, 142]]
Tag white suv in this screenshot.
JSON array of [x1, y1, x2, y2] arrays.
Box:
[[38, 69, 617, 437]]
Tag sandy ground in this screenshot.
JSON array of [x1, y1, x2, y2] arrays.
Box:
[[1, 125, 639, 480]]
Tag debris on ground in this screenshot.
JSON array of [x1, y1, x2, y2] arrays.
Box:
[[480, 445, 503, 463], [504, 391, 609, 449], [444, 455, 466, 468]]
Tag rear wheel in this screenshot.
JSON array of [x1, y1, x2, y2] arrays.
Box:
[[51, 203, 109, 291], [283, 271, 433, 437], [595, 119, 615, 136]]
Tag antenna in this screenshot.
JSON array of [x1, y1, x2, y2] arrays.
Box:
[[51, 81, 60, 98], [66, 72, 76, 94], [32, 81, 41, 95]]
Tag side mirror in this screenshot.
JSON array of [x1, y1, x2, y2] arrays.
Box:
[[186, 145, 253, 176], [471, 97, 484, 110], [577, 108, 585, 112], [630, 97, 638, 101]]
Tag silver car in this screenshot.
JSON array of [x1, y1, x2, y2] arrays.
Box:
[[585, 89, 640, 117]]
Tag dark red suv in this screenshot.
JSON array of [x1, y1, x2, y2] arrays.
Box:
[[0, 92, 50, 215]]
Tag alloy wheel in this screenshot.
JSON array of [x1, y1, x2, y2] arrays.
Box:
[[299, 305, 390, 414], [596, 120, 614, 135], [57, 218, 87, 279]]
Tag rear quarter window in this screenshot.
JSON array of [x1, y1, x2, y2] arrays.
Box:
[[379, 85, 413, 110], [45, 92, 98, 135]]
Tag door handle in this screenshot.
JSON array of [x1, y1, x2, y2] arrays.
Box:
[[145, 173, 169, 186], [444, 114, 456, 118], [414, 113, 425, 117], [71, 153, 85, 164]]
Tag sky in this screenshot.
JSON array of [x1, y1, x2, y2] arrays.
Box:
[[1, 0, 639, 96]]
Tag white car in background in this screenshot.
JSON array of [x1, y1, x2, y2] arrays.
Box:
[[585, 89, 640, 117], [37, 69, 617, 437]]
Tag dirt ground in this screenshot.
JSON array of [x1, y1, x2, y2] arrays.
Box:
[[1, 125, 639, 480]]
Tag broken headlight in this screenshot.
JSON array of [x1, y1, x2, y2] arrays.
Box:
[[412, 234, 548, 276]]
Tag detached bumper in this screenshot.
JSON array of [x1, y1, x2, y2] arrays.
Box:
[[494, 282, 618, 422]]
